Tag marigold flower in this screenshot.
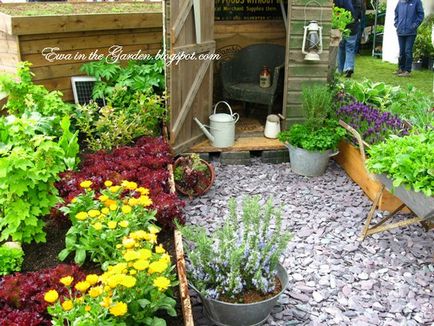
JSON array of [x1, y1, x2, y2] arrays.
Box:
[[104, 199, 116, 208], [155, 244, 165, 254], [153, 276, 171, 292], [120, 275, 136, 288], [148, 225, 160, 234], [99, 195, 108, 202], [160, 253, 171, 263], [145, 233, 157, 244], [148, 261, 168, 274], [44, 290, 59, 303], [86, 274, 99, 286], [125, 181, 138, 190], [100, 296, 112, 308], [60, 276, 74, 287], [129, 269, 137, 275], [89, 286, 103, 298], [75, 212, 88, 221], [128, 197, 138, 206], [104, 180, 113, 187], [71, 198, 77, 203], [62, 300, 73, 311], [80, 180, 92, 188], [122, 238, 135, 249], [109, 302, 128, 317], [109, 203, 118, 211], [75, 281, 90, 293], [137, 248, 152, 260], [108, 221, 117, 229], [92, 222, 103, 231], [130, 230, 147, 240], [85, 305, 91, 312], [133, 259, 149, 271], [138, 196, 152, 207], [109, 186, 121, 193], [101, 207, 110, 215], [123, 250, 140, 261], [88, 209, 100, 218], [121, 205, 132, 214], [136, 187, 150, 195], [119, 220, 129, 228]]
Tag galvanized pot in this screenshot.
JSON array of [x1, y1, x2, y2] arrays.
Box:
[[190, 264, 288, 326], [287, 144, 338, 177]]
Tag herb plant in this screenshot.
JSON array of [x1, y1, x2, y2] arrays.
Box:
[[174, 154, 213, 198], [332, 6, 353, 37], [0, 245, 24, 276], [180, 196, 291, 302], [0, 113, 79, 243], [366, 131, 434, 197]]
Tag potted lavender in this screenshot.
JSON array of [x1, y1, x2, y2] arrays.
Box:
[[179, 196, 291, 326]]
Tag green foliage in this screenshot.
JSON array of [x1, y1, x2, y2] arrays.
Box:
[[0, 62, 72, 133], [302, 84, 333, 129], [366, 131, 434, 197], [179, 196, 291, 301], [414, 15, 434, 60], [332, 6, 353, 37], [0, 113, 78, 243], [0, 245, 24, 275]]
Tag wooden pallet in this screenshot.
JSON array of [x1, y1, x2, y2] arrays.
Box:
[[189, 136, 285, 153]]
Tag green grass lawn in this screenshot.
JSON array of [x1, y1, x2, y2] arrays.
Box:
[[353, 55, 433, 96]]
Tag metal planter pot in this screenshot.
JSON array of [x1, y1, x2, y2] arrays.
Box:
[[286, 144, 338, 177], [375, 174, 434, 219], [191, 264, 289, 326]]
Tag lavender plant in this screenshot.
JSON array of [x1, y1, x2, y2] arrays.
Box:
[[179, 196, 291, 302], [337, 102, 410, 145]]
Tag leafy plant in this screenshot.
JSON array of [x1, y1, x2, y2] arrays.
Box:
[[332, 6, 353, 37], [174, 154, 212, 198], [0, 113, 79, 243], [366, 131, 434, 196], [55, 137, 185, 229], [59, 180, 157, 268], [47, 229, 177, 325], [179, 196, 291, 302], [0, 244, 24, 275], [414, 15, 434, 60], [302, 84, 333, 129]]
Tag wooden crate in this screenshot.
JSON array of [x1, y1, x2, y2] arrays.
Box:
[[335, 140, 408, 212], [0, 3, 163, 102]]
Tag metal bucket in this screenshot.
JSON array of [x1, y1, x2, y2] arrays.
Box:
[[209, 101, 239, 148], [287, 144, 338, 177], [191, 264, 288, 326]]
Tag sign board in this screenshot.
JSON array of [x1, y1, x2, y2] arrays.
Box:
[[215, 0, 287, 21]]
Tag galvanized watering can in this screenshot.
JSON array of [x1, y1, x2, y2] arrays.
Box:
[[194, 101, 239, 148]]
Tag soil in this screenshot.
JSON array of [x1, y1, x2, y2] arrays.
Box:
[[0, 3, 161, 17], [219, 276, 282, 304]]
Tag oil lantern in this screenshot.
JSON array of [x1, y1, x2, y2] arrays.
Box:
[[302, 20, 323, 61]]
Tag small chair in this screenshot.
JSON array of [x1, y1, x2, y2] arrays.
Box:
[[220, 43, 285, 115]]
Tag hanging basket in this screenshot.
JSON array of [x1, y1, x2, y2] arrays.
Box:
[[174, 156, 215, 198]]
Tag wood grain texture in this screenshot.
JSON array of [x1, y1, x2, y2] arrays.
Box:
[[190, 136, 285, 153]]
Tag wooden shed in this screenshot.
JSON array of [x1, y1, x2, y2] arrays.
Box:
[[165, 0, 333, 153]]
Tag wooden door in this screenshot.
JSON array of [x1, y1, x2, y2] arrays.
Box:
[[164, 0, 215, 153]]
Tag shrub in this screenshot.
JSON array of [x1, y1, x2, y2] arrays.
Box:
[[0, 245, 24, 276]]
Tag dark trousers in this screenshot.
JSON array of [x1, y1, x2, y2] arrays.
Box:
[[398, 35, 416, 72]]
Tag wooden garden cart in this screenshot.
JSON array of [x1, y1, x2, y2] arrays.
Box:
[[338, 120, 434, 240]]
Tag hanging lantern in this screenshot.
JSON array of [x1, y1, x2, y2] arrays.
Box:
[[302, 20, 323, 61]]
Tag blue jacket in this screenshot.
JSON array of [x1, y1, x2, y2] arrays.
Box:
[[394, 0, 424, 36]]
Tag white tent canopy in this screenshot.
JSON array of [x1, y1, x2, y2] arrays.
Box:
[[382, 0, 433, 64]]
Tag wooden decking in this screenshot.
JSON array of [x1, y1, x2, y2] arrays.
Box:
[[189, 135, 285, 153]]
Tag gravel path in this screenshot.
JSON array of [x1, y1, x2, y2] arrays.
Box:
[[183, 159, 434, 326]]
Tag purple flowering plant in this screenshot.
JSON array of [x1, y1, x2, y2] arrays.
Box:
[[336, 102, 411, 145], [179, 196, 291, 302]]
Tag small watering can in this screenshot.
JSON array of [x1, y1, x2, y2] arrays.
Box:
[[194, 101, 239, 148], [264, 114, 284, 139]]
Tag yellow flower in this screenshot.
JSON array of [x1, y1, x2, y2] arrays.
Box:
[[85, 305, 91, 312], [107, 274, 124, 288], [136, 187, 150, 195], [109, 203, 118, 211], [120, 275, 136, 288], [138, 196, 153, 207], [108, 221, 117, 229], [80, 180, 92, 188], [123, 250, 140, 261], [133, 259, 149, 271], [128, 197, 138, 206], [129, 269, 137, 275], [60, 276, 74, 287], [125, 181, 138, 190], [75, 212, 88, 221], [121, 205, 132, 214], [160, 253, 171, 263], [92, 222, 103, 231], [137, 248, 152, 260], [148, 261, 168, 274], [144, 233, 157, 244], [122, 238, 135, 249], [109, 186, 121, 193], [75, 281, 90, 293], [100, 296, 112, 308], [155, 244, 165, 254], [130, 230, 147, 240], [88, 209, 100, 218], [153, 276, 171, 292], [89, 286, 103, 298], [99, 195, 108, 202], [44, 290, 59, 303], [104, 180, 113, 187], [76, 297, 84, 303], [121, 180, 129, 187], [62, 300, 73, 311], [71, 198, 77, 203], [148, 225, 160, 234], [104, 199, 116, 208], [86, 274, 99, 286], [109, 302, 128, 317], [101, 207, 110, 215], [119, 220, 129, 228]]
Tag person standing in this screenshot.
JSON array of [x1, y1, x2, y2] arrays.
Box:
[[335, 0, 362, 78], [394, 0, 424, 77]]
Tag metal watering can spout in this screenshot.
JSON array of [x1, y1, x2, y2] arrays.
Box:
[[193, 117, 215, 143]]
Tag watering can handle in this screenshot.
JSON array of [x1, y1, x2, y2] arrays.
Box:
[[214, 101, 233, 116]]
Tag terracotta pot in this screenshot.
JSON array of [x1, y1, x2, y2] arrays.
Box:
[[174, 156, 215, 198]]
